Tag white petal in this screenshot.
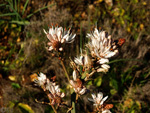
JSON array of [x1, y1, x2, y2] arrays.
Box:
[[74, 57, 83, 65], [61, 92, 65, 98], [91, 93, 97, 101], [69, 80, 76, 87], [97, 68, 106, 72], [101, 64, 110, 70], [57, 28, 62, 41], [97, 92, 103, 101], [48, 46, 53, 51], [43, 29, 47, 34], [55, 85, 59, 91], [61, 38, 65, 43], [105, 51, 116, 58], [50, 85, 55, 94], [100, 96, 108, 105], [88, 98, 94, 102], [73, 70, 77, 81], [59, 47, 63, 51], [79, 87, 86, 95], [98, 58, 109, 64]]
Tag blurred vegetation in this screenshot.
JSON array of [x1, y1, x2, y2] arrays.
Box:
[[0, 0, 150, 113]]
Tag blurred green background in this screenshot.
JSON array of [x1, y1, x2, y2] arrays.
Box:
[[0, 0, 150, 113]]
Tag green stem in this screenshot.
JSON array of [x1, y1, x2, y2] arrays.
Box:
[[60, 60, 70, 82], [71, 92, 76, 113]]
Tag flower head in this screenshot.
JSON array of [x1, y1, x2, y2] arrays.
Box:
[[86, 28, 121, 72], [44, 26, 76, 51], [87, 28, 118, 59], [88, 92, 108, 107], [47, 83, 65, 105], [34, 72, 47, 86], [34, 72, 65, 106], [88, 92, 112, 112], [70, 70, 87, 95], [74, 54, 93, 71]]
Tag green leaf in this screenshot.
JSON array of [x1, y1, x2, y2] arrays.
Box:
[[110, 89, 117, 95], [18, 103, 34, 113], [0, 13, 17, 17], [0, 4, 6, 7], [10, 20, 30, 25], [131, 110, 135, 113], [109, 79, 118, 90], [22, 0, 29, 15], [26, 3, 56, 18], [87, 80, 92, 85], [94, 76, 102, 87], [11, 83, 21, 89]]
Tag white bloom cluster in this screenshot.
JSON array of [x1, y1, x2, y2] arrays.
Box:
[[44, 26, 76, 51], [34, 73, 65, 105], [86, 28, 119, 72], [69, 70, 87, 95], [88, 92, 112, 113], [34, 72, 47, 86]]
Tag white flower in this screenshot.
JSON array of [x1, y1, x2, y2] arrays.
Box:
[[34, 72, 65, 105], [88, 92, 108, 107], [70, 70, 87, 95], [74, 54, 93, 70], [44, 26, 76, 51], [86, 28, 120, 72], [48, 84, 65, 98], [34, 72, 47, 86], [74, 55, 84, 65], [87, 28, 119, 59], [48, 84, 65, 105]]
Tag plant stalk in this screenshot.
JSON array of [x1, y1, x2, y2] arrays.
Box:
[[60, 60, 70, 82]]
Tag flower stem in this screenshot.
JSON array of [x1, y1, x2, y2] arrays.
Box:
[[60, 60, 70, 82], [85, 70, 96, 81], [71, 92, 76, 113]]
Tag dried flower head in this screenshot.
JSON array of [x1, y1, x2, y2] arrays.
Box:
[[47, 81, 65, 105], [69, 70, 87, 95], [44, 26, 76, 51], [88, 92, 112, 113]]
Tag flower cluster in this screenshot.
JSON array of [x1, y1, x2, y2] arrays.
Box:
[[34, 73, 65, 106], [73, 28, 125, 73], [43, 26, 76, 51], [32, 25, 125, 112], [86, 28, 120, 72]]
